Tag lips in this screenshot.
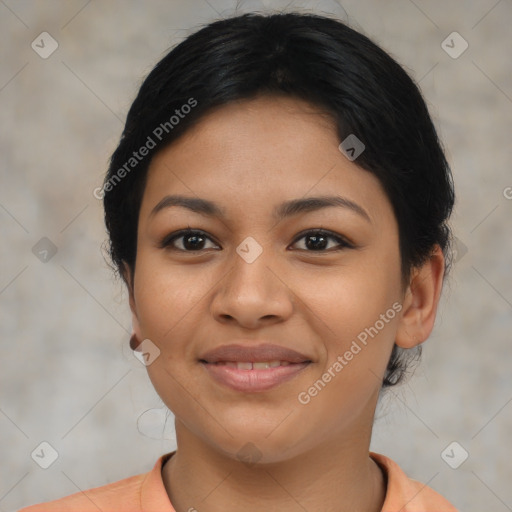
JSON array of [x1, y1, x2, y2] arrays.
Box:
[[199, 343, 312, 392], [199, 343, 312, 364]]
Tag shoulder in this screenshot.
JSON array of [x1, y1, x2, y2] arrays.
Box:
[[370, 452, 459, 512], [17, 473, 146, 512], [17, 452, 175, 512]]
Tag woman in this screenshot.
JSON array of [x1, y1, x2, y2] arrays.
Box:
[[20, 11, 457, 512]]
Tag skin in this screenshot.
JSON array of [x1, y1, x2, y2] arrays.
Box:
[[125, 95, 445, 512]]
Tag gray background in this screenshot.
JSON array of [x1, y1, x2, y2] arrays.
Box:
[[1, 0, 511, 511]]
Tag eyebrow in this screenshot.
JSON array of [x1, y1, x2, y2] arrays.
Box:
[[150, 194, 371, 223]]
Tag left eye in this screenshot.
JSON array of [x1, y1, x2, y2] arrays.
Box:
[[291, 230, 352, 251]]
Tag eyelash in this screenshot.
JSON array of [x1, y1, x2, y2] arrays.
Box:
[[159, 228, 354, 253]]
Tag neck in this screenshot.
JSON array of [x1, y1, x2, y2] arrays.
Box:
[[162, 423, 386, 512]]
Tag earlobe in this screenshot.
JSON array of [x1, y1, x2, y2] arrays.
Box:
[[395, 245, 445, 349], [130, 311, 142, 348], [122, 261, 143, 344]]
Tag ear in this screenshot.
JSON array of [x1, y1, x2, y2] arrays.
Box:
[[122, 261, 142, 342], [395, 245, 445, 348]]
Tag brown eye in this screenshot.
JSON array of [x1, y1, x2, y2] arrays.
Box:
[[160, 230, 220, 252], [291, 230, 352, 251]]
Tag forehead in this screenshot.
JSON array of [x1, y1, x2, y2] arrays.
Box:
[[140, 95, 394, 227]]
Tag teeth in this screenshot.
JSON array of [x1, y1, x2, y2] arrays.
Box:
[[215, 360, 290, 369], [253, 362, 270, 369]]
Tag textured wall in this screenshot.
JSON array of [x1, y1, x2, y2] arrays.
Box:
[[1, 1, 511, 511]]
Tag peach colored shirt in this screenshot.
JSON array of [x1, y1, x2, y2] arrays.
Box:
[[18, 451, 458, 511]]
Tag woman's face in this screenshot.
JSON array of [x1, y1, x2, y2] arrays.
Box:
[[129, 95, 407, 463]]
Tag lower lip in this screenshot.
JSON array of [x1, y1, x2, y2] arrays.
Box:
[[201, 362, 311, 392]]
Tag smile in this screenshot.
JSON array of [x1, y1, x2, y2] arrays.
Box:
[[209, 360, 297, 369], [201, 360, 311, 392]]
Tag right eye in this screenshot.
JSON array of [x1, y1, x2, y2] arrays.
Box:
[[159, 229, 220, 252]]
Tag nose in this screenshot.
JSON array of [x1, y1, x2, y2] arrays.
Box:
[[210, 245, 294, 330]]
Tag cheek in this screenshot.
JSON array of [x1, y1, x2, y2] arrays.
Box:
[[301, 252, 401, 384], [301, 259, 400, 339], [134, 256, 208, 419], [133, 252, 209, 340], [293, 275, 399, 437]]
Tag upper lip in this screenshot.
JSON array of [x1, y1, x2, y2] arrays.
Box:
[[199, 343, 312, 363]]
